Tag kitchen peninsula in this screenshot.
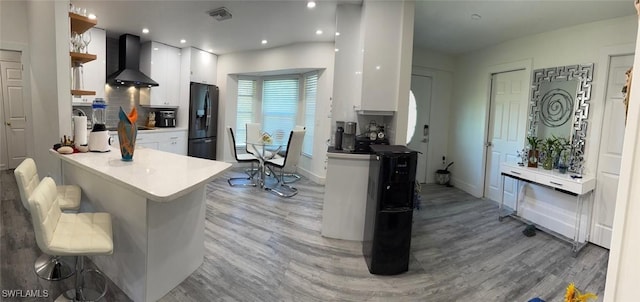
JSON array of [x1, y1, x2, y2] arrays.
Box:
[[50, 147, 231, 302]]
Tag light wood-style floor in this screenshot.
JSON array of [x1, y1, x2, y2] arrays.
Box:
[[1, 168, 608, 301]]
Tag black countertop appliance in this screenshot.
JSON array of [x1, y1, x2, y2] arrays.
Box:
[[354, 136, 390, 154], [363, 145, 417, 275]]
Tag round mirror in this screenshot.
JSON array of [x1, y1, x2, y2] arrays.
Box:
[[406, 90, 417, 144]]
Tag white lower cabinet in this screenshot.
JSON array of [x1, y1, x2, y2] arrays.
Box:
[[111, 130, 187, 155], [159, 133, 187, 155]]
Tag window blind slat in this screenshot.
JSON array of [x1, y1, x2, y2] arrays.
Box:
[[263, 79, 298, 146], [303, 73, 318, 156], [236, 79, 256, 146]]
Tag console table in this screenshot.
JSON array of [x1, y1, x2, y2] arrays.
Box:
[[499, 162, 596, 255]]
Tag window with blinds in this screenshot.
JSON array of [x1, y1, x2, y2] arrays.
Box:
[[262, 78, 299, 146], [303, 73, 318, 156], [236, 79, 256, 146]]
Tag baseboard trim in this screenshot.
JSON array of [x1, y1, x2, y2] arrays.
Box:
[[451, 176, 481, 198]]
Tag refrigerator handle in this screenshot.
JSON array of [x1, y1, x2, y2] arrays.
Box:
[[205, 89, 211, 130]]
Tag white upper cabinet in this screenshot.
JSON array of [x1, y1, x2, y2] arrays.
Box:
[[75, 27, 106, 104], [140, 41, 181, 107], [182, 47, 217, 85], [357, 0, 410, 112]]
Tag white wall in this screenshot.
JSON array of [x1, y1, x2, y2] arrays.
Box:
[[446, 15, 637, 244], [216, 42, 335, 183], [0, 0, 33, 171], [450, 15, 637, 197], [411, 47, 454, 183]]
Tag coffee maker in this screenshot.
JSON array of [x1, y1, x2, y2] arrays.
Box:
[[88, 98, 111, 152], [343, 122, 357, 152]]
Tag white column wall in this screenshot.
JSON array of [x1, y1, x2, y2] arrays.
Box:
[[604, 16, 640, 302], [26, 1, 71, 182]]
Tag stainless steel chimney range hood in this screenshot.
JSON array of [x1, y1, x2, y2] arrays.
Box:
[[106, 34, 158, 87]]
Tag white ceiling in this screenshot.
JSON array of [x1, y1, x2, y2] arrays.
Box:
[[75, 0, 636, 56], [414, 0, 635, 55], [75, 0, 340, 54]]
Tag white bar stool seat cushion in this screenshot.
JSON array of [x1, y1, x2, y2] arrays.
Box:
[[50, 213, 113, 256]]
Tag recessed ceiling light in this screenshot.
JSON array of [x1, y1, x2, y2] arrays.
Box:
[[307, 1, 316, 9], [316, 29, 323, 35], [142, 28, 150, 34], [153, 47, 159, 51], [88, 13, 97, 20], [261, 39, 268, 45], [335, 32, 340, 36], [180, 39, 186, 44], [334, 48, 339, 52], [208, 49, 213, 53], [471, 14, 482, 20]]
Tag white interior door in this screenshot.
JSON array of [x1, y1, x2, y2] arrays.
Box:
[[591, 54, 634, 249], [484, 70, 527, 207], [408, 75, 432, 183], [1, 52, 27, 169]]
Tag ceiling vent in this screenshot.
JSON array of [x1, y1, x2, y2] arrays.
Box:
[[208, 7, 232, 21]]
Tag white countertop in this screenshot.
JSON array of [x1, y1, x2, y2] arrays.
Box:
[[50, 147, 231, 202], [107, 127, 188, 133], [326, 151, 373, 160], [138, 127, 187, 133]]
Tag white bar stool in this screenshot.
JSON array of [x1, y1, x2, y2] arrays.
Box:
[[29, 177, 113, 301], [15, 158, 82, 281]]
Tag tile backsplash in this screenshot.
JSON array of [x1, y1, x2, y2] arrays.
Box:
[[73, 86, 174, 130], [103, 85, 151, 128]]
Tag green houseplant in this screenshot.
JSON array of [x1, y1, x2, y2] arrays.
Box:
[[526, 136, 541, 168]]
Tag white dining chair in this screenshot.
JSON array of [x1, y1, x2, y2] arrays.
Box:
[[276, 125, 306, 182], [265, 129, 305, 197]]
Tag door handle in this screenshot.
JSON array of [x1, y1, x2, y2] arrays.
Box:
[[485, 142, 493, 147], [6, 122, 10, 126]]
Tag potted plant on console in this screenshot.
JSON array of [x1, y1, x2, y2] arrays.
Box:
[[558, 149, 570, 174], [526, 136, 541, 168], [541, 137, 556, 170], [552, 135, 569, 169]]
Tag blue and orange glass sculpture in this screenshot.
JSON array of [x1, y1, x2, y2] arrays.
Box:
[[117, 106, 138, 161]]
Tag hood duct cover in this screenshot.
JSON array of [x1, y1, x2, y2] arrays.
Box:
[[107, 34, 158, 87]]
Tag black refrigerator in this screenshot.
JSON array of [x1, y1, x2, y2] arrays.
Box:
[[363, 145, 417, 275], [188, 82, 219, 160]]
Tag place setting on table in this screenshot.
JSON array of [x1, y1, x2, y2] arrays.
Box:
[[246, 130, 284, 188]]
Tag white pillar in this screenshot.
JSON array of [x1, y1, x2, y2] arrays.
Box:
[[604, 14, 640, 302]]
